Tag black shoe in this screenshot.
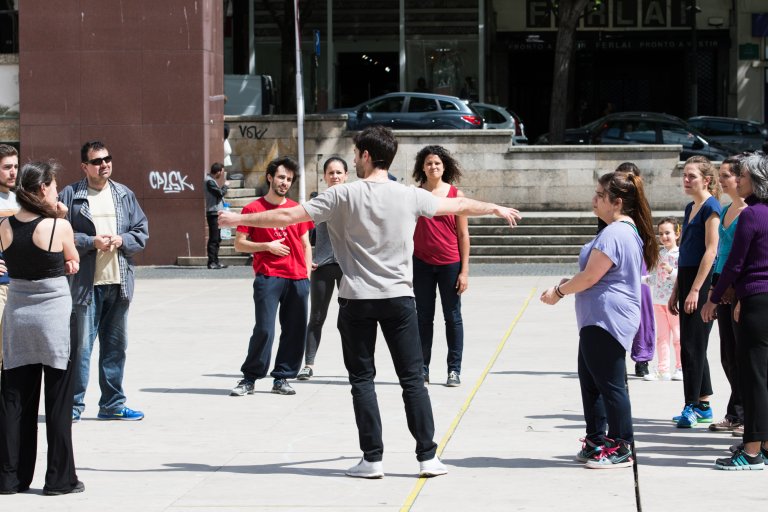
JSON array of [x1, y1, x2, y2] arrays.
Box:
[[43, 480, 85, 496], [271, 378, 296, 395], [208, 262, 227, 269], [634, 362, 649, 377]]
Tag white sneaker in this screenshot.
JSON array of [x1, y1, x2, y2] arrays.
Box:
[[672, 369, 684, 381], [346, 458, 384, 479], [419, 456, 448, 477], [643, 372, 657, 381], [658, 372, 671, 381]]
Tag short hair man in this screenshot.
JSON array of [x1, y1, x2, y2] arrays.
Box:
[[59, 141, 149, 422], [204, 162, 229, 269], [0, 144, 19, 371], [229, 156, 313, 397], [220, 126, 521, 478]]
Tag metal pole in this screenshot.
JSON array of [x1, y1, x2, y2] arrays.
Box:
[[248, 0, 255, 74], [294, 0, 306, 203], [478, 0, 485, 102], [327, 0, 334, 109], [689, 0, 699, 117], [399, 0, 406, 91]]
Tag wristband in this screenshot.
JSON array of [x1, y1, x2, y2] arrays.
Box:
[[555, 285, 565, 299]]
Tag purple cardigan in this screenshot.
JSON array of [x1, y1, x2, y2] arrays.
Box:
[[710, 195, 768, 303]]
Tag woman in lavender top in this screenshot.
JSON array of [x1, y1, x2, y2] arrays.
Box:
[[702, 152, 768, 470], [541, 170, 657, 469]]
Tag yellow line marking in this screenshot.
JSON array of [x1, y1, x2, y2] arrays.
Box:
[[400, 287, 537, 512]]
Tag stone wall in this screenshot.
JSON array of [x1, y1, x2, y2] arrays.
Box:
[[226, 114, 690, 211]]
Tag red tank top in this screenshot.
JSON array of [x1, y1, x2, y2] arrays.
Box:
[[413, 185, 460, 265]]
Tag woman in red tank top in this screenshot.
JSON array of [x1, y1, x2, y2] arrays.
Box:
[[411, 145, 469, 387]]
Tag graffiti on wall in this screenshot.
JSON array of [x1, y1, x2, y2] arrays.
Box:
[[239, 125, 268, 139], [149, 170, 195, 193]]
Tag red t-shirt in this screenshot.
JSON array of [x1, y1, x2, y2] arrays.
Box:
[[413, 185, 460, 265], [236, 197, 314, 279]]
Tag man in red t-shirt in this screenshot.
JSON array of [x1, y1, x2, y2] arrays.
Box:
[[229, 157, 313, 396]]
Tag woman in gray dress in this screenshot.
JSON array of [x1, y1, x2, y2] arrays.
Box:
[[0, 160, 82, 495]]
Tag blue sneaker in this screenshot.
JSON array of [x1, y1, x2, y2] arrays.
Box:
[[676, 404, 698, 428], [715, 449, 764, 470], [97, 406, 144, 421], [576, 437, 604, 462], [672, 404, 713, 424]]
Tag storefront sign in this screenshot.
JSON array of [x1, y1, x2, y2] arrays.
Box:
[[527, 0, 696, 29]]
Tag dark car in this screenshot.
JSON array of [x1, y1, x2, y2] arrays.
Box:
[[335, 92, 484, 131], [687, 116, 768, 153], [536, 112, 733, 161]]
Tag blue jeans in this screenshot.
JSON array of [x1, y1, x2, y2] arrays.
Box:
[[578, 326, 634, 444], [413, 257, 464, 375], [337, 296, 437, 462], [240, 274, 309, 381], [72, 284, 130, 416]]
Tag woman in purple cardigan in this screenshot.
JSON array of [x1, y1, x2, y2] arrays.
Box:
[[702, 152, 768, 470]]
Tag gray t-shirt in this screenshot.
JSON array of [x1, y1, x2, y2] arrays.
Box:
[[303, 180, 439, 299]]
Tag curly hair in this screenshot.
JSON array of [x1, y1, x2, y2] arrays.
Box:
[[411, 145, 463, 185]]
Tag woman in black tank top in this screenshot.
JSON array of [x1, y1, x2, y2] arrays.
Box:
[[0, 160, 83, 495]]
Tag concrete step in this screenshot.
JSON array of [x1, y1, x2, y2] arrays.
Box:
[[224, 188, 258, 198], [226, 197, 258, 208], [469, 255, 578, 264], [470, 234, 593, 245], [176, 255, 252, 267], [468, 215, 597, 226], [470, 245, 581, 256], [469, 225, 597, 236]]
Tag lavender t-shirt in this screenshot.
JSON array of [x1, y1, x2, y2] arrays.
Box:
[[575, 221, 643, 351]]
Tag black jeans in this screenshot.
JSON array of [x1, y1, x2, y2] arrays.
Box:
[[413, 257, 464, 375], [717, 302, 743, 423], [241, 275, 309, 381], [736, 293, 768, 443], [206, 213, 221, 265], [578, 326, 634, 443], [677, 266, 714, 403], [337, 296, 437, 462], [304, 263, 342, 366], [0, 313, 79, 493]]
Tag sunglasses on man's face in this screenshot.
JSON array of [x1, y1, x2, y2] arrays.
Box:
[[86, 155, 113, 166]]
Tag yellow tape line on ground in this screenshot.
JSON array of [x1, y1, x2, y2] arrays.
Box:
[[400, 287, 537, 512]]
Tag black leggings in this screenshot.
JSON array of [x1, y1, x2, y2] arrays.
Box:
[[304, 263, 342, 365], [736, 293, 768, 443], [677, 266, 714, 404]]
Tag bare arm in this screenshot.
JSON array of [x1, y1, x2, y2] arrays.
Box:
[[233, 231, 290, 256], [59, 221, 80, 274], [683, 212, 719, 314], [436, 197, 521, 227], [455, 190, 470, 294], [540, 249, 613, 304], [301, 231, 313, 277], [219, 205, 311, 229]]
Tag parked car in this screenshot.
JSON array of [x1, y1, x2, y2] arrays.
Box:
[[535, 111, 733, 161], [470, 102, 528, 144], [687, 116, 768, 153], [334, 92, 484, 131]]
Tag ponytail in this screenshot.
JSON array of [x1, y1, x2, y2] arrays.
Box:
[[16, 160, 59, 218]]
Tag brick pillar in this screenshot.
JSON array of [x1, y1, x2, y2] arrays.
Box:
[[19, 0, 224, 264]]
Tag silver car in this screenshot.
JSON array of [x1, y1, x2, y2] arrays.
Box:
[[470, 102, 528, 144]]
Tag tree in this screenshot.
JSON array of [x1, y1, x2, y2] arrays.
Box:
[[547, 0, 599, 144]]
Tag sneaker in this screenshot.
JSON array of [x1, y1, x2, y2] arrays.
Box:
[[72, 411, 80, 423], [672, 368, 683, 381], [576, 437, 604, 462], [423, 372, 429, 385], [419, 456, 448, 477], [732, 425, 744, 437], [709, 418, 742, 432], [643, 372, 657, 381], [673, 404, 713, 425], [676, 404, 698, 428], [634, 362, 649, 377], [585, 439, 633, 469], [346, 458, 384, 479], [297, 366, 313, 381], [230, 379, 255, 396], [446, 371, 461, 387], [97, 406, 144, 421], [715, 449, 764, 470], [271, 378, 296, 395], [43, 480, 85, 496]]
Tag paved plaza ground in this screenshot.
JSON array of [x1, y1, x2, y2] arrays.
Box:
[[4, 264, 765, 511]]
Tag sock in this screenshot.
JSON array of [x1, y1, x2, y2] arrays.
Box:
[[697, 401, 710, 410]]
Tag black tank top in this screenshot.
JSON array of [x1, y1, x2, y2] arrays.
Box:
[[1, 216, 66, 280]]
